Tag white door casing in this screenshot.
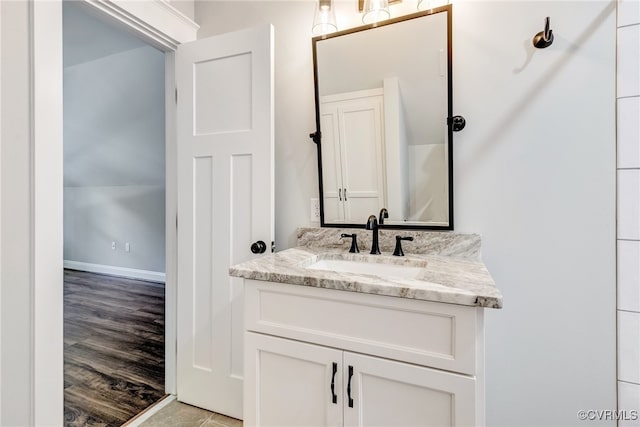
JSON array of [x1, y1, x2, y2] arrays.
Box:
[[3, 0, 196, 423], [176, 24, 274, 419]]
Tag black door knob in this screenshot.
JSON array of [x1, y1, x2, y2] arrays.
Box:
[[250, 240, 267, 254]]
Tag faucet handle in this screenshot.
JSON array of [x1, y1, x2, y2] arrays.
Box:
[[393, 236, 414, 257], [340, 233, 360, 253]]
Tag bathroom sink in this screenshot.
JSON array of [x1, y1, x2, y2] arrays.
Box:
[[306, 259, 424, 280]]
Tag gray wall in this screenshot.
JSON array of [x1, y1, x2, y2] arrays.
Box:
[[64, 3, 166, 273], [195, 1, 616, 425]]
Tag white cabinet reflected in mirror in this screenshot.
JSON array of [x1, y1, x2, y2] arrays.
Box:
[[313, 6, 454, 229]]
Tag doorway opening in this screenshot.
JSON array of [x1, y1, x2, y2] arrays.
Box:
[[62, 2, 167, 424]]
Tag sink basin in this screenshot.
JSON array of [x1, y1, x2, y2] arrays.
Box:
[[306, 259, 424, 280]]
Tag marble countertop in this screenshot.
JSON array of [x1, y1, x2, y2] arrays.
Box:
[[229, 246, 503, 309]]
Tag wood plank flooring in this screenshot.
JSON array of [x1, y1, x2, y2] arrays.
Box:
[[64, 269, 166, 427]]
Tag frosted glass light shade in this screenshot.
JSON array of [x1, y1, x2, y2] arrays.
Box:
[[362, 0, 390, 24], [312, 0, 337, 36]]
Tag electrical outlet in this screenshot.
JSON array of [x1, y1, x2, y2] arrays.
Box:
[[310, 198, 320, 222], [111, 241, 116, 250], [125, 242, 130, 253]]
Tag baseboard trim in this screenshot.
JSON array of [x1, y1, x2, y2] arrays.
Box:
[[64, 260, 166, 283]]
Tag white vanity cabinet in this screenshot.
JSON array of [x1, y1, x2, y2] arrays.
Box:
[[243, 279, 486, 427]]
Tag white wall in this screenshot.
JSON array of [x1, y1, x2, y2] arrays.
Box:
[[408, 144, 447, 222], [616, 0, 640, 422], [195, 1, 616, 425], [64, 4, 166, 274], [455, 2, 615, 424], [169, 0, 195, 21]]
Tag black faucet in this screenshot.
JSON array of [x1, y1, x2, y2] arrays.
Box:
[[365, 215, 381, 255], [379, 208, 389, 225]]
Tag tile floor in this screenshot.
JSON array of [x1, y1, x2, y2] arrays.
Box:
[[140, 401, 242, 427]]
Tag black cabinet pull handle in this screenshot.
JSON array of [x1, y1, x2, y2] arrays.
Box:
[[344, 188, 347, 201], [330, 362, 338, 404], [347, 365, 354, 408], [339, 188, 342, 201]]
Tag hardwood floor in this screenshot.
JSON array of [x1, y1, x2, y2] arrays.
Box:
[[64, 269, 166, 427]]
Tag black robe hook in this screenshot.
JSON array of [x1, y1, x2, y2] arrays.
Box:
[[533, 17, 554, 49]]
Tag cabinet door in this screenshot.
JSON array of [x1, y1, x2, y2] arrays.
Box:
[[245, 332, 343, 427], [343, 352, 476, 427]]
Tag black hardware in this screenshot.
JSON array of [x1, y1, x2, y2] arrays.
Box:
[[533, 17, 554, 49], [338, 188, 342, 201], [250, 240, 267, 254], [340, 233, 360, 253], [393, 235, 414, 257], [330, 362, 338, 404], [309, 131, 321, 144], [271, 241, 276, 253], [347, 365, 354, 408], [343, 188, 347, 201], [379, 208, 388, 225], [447, 115, 466, 132], [365, 215, 381, 255]]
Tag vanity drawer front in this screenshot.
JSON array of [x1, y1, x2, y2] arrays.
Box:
[[244, 279, 480, 375]]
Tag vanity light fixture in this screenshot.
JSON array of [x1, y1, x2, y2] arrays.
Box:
[[417, 0, 449, 11], [312, 0, 338, 36], [362, 0, 390, 24], [416, 0, 431, 11]]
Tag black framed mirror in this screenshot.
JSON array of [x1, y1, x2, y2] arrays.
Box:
[[312, 5, 453, 230]]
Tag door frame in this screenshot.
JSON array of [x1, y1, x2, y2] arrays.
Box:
[[29, 1, 198, 422]]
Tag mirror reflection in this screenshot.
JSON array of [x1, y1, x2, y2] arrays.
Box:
[[313, 7, 452, 229]]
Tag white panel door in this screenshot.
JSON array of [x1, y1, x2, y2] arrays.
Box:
[[338, 97, 385, 223], [245, 332, 343, 427], [176, 24, 274, 419], [344, 352, 476, 427], [320, 90, 386, 225], [319, 105, 344, 223]]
